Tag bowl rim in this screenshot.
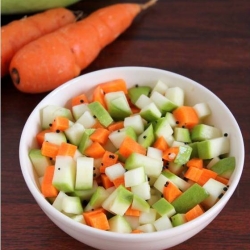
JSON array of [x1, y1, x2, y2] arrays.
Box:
[[19, 66, 245, 240]]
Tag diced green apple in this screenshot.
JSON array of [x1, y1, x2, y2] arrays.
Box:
[[62, 196, 83, 214], [64, 122, 85, 146], [197, 137, 230, 159], [191, 124, 222, 141], [125, 153, 163, 178], [210, 156, 235, 178], [41, 105, 73, 129], [128, 85, 151, 105], [152, 198, 176, 217], [108, 126, 137, 149], [124, 114, 145, 135], [153, 215, 173, 231], [29, 149, 52, 177], [124, 167, 146, 187], [75, 157, 94, 190], [109, 215, 132, 233], [171, 183, 209, 213], [88, 101, 113, 127], [52, 156, 76, 192]]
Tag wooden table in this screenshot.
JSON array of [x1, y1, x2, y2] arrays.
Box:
[[2, 1, 250, 249]]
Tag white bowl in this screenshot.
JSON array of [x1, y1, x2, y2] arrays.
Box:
[[19, 67, 244, 250]]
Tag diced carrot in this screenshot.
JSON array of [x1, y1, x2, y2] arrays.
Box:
[[163, 181, 182, 202], [186, 158, 203, 169], [92, 120, 105, 129], [83, 208, 109, 230], [162, 147, 179, 162], [99, 79, 128, 94], [119, 137, 146, 158], [86, 211, 110, 230], [84, 142, 106, 158], [215, 175, 229, 185], [90, 128, 110, 145], [197, 168, 218, 186], [184, 166, 203, 182], [126, 95, 141, 114], [173, 106, 199, 129], [92, 85, 106, 108], [131, 229, 144, 234], [36, 129, 51, 147], [50, 116, 70, 132], [107, 121, 124, 132], [130, 105, 141, 114], [57, 142, 77, 157], [185, 204, 204, 221], [41, 165, 59, 197], [101, 174, 114, 189], [100, 151, 119, 173], [41, 141, 60, 158], [125, 206, 140, 216], [153, 136, 169, 152], [71, 93, 89, 106], [113, 175, 125, 188]]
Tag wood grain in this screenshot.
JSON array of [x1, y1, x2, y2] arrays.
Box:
[[1, 1, 250, 249]]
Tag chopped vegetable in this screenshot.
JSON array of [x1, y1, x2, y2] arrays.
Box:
[[9, 0, 157, 93], [41, 165, 59, 198], [1, 7, 77, 77], [29, 77, 235, 233]]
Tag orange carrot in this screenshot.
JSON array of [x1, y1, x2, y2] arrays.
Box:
[[162, 147, 179, 162], [100, 151, 119, 173], [41, 141, 60, 158], [90, 128, 110, 145], [215, 175, 229, 185], [50, 116, 70, 132], [1, 8, 77, 78], [113, 175, 125, 188], [101, 174, 115, 189], [9, 0, 157, 93], [107, 121, 124, 132], [119, 137, 146, 158], [186, 158, 203, 169], [131, 229, 144, 234], [83, 208, 110, 230], [184, 166, 203, 183], [92, 121, 105, 129], [197, 168, 218, 186], [92, 85, 107, 108], [36, 129, 51, 147], [57, 142, 77, 157], [71, 93, 89, 106], [125, 206, 141, 216], [185, 204, 204, 222], [84, 142, 106, 158], [173, 106, 199, 129], [163, 181, 182, 202], [86, 211, 110, 230], [153, 136, 169, 152], [99, 79, 128, 94], [41, 165, 59, 197], [130, 105, 141, 114], [126, 95, 141, 114]]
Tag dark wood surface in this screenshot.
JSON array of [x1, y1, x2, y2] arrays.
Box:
[[1, 0, 250, 249]]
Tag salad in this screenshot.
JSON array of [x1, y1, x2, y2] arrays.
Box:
[[29, 78, 235, 233]]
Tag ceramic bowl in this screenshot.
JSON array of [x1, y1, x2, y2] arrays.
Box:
[[19, 67, 244, 250]]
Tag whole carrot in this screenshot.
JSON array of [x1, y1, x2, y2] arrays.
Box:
[[9, 0, 157, 94], [1, 7, 79, 78]]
